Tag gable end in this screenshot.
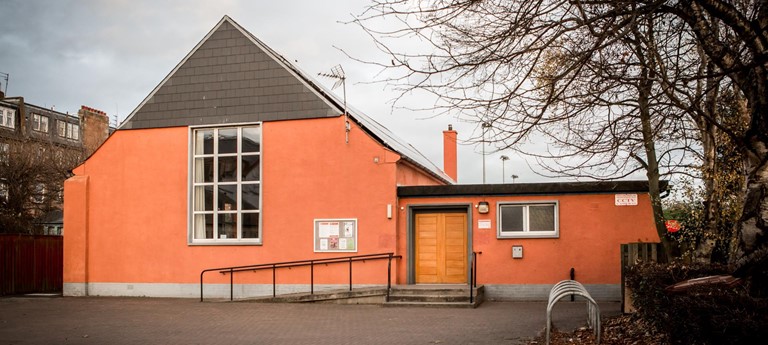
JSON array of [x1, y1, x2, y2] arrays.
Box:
[[121, 17, 339, 130]]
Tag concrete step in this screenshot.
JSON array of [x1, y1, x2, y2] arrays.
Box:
[[383, 285, 484, 308], [382, 301, 479, 308], [387, 294, 471, 303], [389, 289, 472, 296]]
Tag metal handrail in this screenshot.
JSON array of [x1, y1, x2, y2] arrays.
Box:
[[200, 252, 401, 302], [469, 251, 481, 303]]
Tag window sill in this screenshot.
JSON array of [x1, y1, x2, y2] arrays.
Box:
[[188, 240, 263, 246], [497, 232, 559, 239]]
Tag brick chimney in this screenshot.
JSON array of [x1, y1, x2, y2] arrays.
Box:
[[78, 105, 109, 156], [443, 124, 458, 182]]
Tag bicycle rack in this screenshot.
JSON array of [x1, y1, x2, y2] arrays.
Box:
[[546, 280, 601, 345]]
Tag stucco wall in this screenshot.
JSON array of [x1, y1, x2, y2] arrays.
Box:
[[396, 193, 660, 287], [395, 160, 445, 187], [64, 116, 413, 297]]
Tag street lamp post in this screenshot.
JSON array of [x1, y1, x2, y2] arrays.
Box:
[[481, 122, 492, 184], [500, 155, 509, 183]]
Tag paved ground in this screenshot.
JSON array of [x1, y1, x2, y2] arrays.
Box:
[[0, 296, 619, 345]]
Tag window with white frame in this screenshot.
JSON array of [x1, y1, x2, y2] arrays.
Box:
[[0, 182, 7, 203], [57, 120, 79, 140], [1, 107, 15, 129], [57, 120, 66, 137], [0, 142, 8, 163], [31, 183, 46, 204], [32, 114, 49, 132], [67, 123, 79, 140], [190, 125, 261, 244], [497, 201, 559, 238]]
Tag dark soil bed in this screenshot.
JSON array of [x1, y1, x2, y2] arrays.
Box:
[[528, 314, 669, 345]]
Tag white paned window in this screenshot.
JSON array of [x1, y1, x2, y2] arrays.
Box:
[[31, 183, 46, 204], [58, 121, 79, 140], [1, 108, 15, 129], [57, 120, 66, 137], [0, 182, 7, 202], [32, 114, 49, 132], [497, 201, 559, 238], [190, 125, 261, 244], [67, 123, 79, 140], [0, 142, 8, 163]]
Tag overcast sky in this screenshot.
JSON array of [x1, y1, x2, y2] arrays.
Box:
[[0, 0, 562, 184]]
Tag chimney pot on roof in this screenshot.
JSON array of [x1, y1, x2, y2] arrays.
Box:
[[443, 125, 458, 182]]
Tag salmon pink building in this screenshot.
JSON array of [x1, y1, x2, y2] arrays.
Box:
[[63, 16, 660, 301]]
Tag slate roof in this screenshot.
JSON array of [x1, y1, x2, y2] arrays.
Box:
[[120, 16, 452, 184], [397, 180, 668, 198]]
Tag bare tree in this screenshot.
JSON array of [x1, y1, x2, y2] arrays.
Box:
[[0, 138, 82, 234], [354, 0, 768, 294]]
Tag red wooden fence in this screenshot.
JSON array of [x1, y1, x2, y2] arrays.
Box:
[[0, 234, 63, 296]]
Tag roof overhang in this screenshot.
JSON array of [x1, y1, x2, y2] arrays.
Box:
[[398, 180, 668, 198]]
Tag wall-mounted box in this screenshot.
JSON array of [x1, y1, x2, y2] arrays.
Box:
[[512, 245, 523, 259]]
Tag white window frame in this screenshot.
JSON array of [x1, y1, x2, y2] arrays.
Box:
[[32, 113, 49, 133], [0, 182, 7, 202], [0, 142, 8, 163], [31, 183, 46, 204], [67, 123, 79, 140], [57, 120, 66, 137], [72, 123, 80, 140], [1, 107, 15, 129], [497, 201, 559, 239], [57, 121, 80, 140], [188, 123, 262, 245]]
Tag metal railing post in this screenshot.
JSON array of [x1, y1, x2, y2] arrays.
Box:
[[570, 268, 575, 301], [272, 264, 276, 298], [200, 271, 205, 302], [349, 257, 353, 291], [230, 268, 234, 301], [470, 252, 475, 304], [386, 253, 392, 302], [310, 261, 314, 295], [472, 252, 476, 287]]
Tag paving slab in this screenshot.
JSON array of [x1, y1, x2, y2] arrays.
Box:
[[0, 296, 619, 345]]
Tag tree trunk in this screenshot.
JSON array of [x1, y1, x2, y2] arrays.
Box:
[[637, 61, 674, 260], [733, 139, 768, 297], [693, 56, 721, 263], [732, 85, 768, 296], [694, 125, 718, 263]]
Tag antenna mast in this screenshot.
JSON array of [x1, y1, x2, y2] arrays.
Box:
[[318, 65, 349, 143]]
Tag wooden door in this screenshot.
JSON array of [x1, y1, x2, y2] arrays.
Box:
[[415, 212, 467, 284]]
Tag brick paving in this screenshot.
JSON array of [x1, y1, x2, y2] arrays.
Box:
[[0, 296, 619, 344]]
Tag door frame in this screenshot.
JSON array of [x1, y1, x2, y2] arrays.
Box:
[[406, 203, 473, 284]]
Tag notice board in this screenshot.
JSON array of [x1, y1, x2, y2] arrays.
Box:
[[314, 218, 357, 252]]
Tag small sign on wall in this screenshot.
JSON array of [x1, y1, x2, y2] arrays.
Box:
[[615, 194, 638, 206], [314, 218, 357, 252], [478, 219, 492, 229]]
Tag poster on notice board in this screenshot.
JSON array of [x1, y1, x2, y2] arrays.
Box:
[[314, 218, 357, 252]]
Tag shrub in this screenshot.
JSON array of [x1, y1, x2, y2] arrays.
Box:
[[626, 262, 768, 345]]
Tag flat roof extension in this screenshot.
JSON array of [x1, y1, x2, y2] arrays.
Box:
[[397, 180, 668, 198]]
